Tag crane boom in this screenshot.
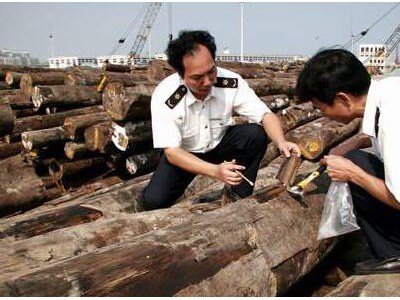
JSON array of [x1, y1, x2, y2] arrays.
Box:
[[128, 2, 162, 64]]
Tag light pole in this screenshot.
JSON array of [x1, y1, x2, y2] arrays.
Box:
[[49, 33, 55, 58], [240, 3, 244, 63]]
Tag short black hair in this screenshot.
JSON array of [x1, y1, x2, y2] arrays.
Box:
[[166, 30, 217, 77], [296, 49, 371, 105]]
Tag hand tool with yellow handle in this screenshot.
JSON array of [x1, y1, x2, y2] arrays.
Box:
[[287, 165, 326, 200]]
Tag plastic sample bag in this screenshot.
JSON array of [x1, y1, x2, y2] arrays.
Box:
[[318, 181, 360, 240]]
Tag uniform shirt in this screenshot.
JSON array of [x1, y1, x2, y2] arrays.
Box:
[[151, 67, 271, 153], [362, 77, 400, 202]]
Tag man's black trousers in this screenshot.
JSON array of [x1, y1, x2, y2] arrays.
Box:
[[142, 123, 268, 210], [345, 150, 400, 259]]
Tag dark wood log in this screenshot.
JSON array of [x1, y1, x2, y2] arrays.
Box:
[[110, 120, 152, 151], [276, 155, 301, 187], [0, 65, 64, 80], [20, 72, 66, 96], [13, 108, 38, 118], [31, 85, 101, 108], [0, 155, 48, 212], [125, 151, 159, 175], [5, 72, 23, 87], [49, 157, 107, 181], [0, 171, 334, 296], [0, 90, 32, 109], [246, 78, 297, 97], [0, 82, 12, 90], [147, 59, 175, 82], [102, 62, 132, 73], [277, 101, 323, 132], [328, 132, 371, 156], [13, 105, 104, 136], [63, 112, 111, 140], [102, 82, 156, 121], [0, 141, 21, 159], [327, 274, 400, 296], [65, 70, 148, 87], [84, 121, 112, 152], [64, 142, 91, 159], [21, 126, 67, 151], [217, 61, 274, 79], [0, 103, 14, 136]]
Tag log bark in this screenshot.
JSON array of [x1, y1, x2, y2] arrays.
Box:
[[0, 155, 48, 212], [84, 121, 112, 152], [327, 274, 400, 296], [0, 141, 21, 159], [0, 65, 63, 80], [217, 61, 273, 79], [110, 120, 152, 151], [20, 72, 66, 96], [31, 85, 101, 108], [147, 60, 175, 82], [0, 90, 32, 109], [5, 72, 23, 87], [102, 62, 132, 73], [0, 82, 11, 90], [260, 94, 290, 112], [49, 157, 107, 181], [246, 78, 297, 97], [64, 142, 91, 159], [0, 103, 14, 136], [21, 126, 67, 151], [63, 112, 111, 140], [65, 70, 148, 86], [125, 150, 159, 175], [102, 82, 156, 121], [13, 105, 104, 135], [277, 101, 323, 132], [0, 174, 335, 296]]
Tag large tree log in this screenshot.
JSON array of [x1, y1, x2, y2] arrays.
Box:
[[0, 81, 11, 90], [21, 126, 67, 151], [13, 105, 104, 136], [31, 85, 101, 108], [0, 173, 334, 296], [0, 65, 64, 80], [64, 142, 91, 159], [247, 78, 297, 97], [63, 112, 111, 140], [49, 157, 107, 181], [20, 72, 66, 96], [0, 90, 32, 109], [102, 82, 156, 121], [5, 71, 23, 87], [327, 274, 400, 296], [84, 121, 112, 152], [0, 141, 21, 159], [147, 60, 175, 82], [260, 94, 290, 112], [102, 62, 132, 73], [217, 61, 274, 79], [65, 70, 148, 86], [125, 150, 159, 175], [0, 103, 14, 136], [110, 120, 152, 151]]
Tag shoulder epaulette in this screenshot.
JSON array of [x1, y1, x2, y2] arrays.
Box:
[[165, 85, 187, 109], [214, 77, 238, 88]]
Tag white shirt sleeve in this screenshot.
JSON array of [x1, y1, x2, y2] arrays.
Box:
[[232, 76, 271, 123], [151, 88, 182, 149]]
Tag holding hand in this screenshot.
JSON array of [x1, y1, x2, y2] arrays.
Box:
[[276, 140, 301, 158], [323, 155, 358, 182], [215, 160, 245, 186]]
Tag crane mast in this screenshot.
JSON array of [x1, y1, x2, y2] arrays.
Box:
[[128, 2, 162, 65]]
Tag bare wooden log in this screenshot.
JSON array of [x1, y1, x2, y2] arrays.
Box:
[[247, 78, 297, 97], [125, 151, 159, 175], [278, 102, 323, 132], [0, 103, 14, 136], [260, 94, 290, 112], [327, 274, 400, 297], [217, 61, 274, 79], [63, 112, 111, 140], [0, 155, 48, 212], [0, 90, 32, 109], [65, 71, 148, 86], [13, 105, 104, 136], [13, 108, 38, 118], [110, 120, 152, 151], [102, 82, 156, 121], [276, 155, 301, 187], [0, 141, 21, 159], [21, 126, 67, 151], [5, 72, 23, 87], [147, 59, 175, 82], [328, 132, 371, 156], [31, 85, 101, 108], [84, 121, 112, 152], [49, 157, 107, 181], [0, 82, 11, 90], [20, 72, 66, 96], [0, 174, 334, 296], [102, 62, 131, 73], [0, 65, 63, 80], [64, 142, 91, 159]]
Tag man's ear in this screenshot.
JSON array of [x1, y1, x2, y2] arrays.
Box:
[[336, 92, 353, 109]]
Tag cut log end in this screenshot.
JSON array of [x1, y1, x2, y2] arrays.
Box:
[[21, 132, 33, 151], [31, 86, 44, 108]]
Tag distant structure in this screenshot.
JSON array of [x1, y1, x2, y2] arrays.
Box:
[[0, 49, 40, 66], [48, 53, 305, 69], [358, 43, 387, 72]]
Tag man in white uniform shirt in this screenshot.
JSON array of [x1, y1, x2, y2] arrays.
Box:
[[142, 30, 300, 210], [296, 49, 400, 274]]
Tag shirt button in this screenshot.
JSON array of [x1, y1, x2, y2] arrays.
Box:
[[202, 105, 205, 109], [205, 125, 208, 129]]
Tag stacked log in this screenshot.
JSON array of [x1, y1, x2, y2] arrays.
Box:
[[0, 61, 381, 296]]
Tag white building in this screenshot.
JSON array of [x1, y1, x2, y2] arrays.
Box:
[[358, 44, 387, 72], [0, 49, 40, 66]]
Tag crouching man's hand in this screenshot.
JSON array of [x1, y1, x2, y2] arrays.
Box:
[[213, 161, 245, 186], [276, 140, 301, 158]]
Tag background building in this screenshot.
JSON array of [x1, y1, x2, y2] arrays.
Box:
[[358, 44, 387, 72], [0, 49, 40, 66]]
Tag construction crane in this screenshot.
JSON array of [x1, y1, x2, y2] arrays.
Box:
[[127, 2, 162, 65]]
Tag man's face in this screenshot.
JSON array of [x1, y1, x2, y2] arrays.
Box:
[[182, 44, 217, 100], [312, 96, 355, 124]]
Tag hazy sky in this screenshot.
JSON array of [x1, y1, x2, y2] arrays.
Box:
[[0, 2, 399, 61]]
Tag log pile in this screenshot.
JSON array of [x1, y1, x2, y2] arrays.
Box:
[[0, 61, 383, 296]]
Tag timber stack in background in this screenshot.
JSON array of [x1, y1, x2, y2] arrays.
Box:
[[1, 61, 393, 297]]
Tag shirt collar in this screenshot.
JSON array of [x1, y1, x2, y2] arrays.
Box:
[[182, 82, 216, 107], [362, 80, 380, 137]]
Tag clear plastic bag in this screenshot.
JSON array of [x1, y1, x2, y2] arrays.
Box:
[[317, 181, 360, 240]]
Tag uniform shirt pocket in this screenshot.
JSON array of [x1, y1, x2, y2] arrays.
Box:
[[210, 115, 232, 142]]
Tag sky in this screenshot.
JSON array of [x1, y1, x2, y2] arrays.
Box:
[[0, 2, 399, 62]]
